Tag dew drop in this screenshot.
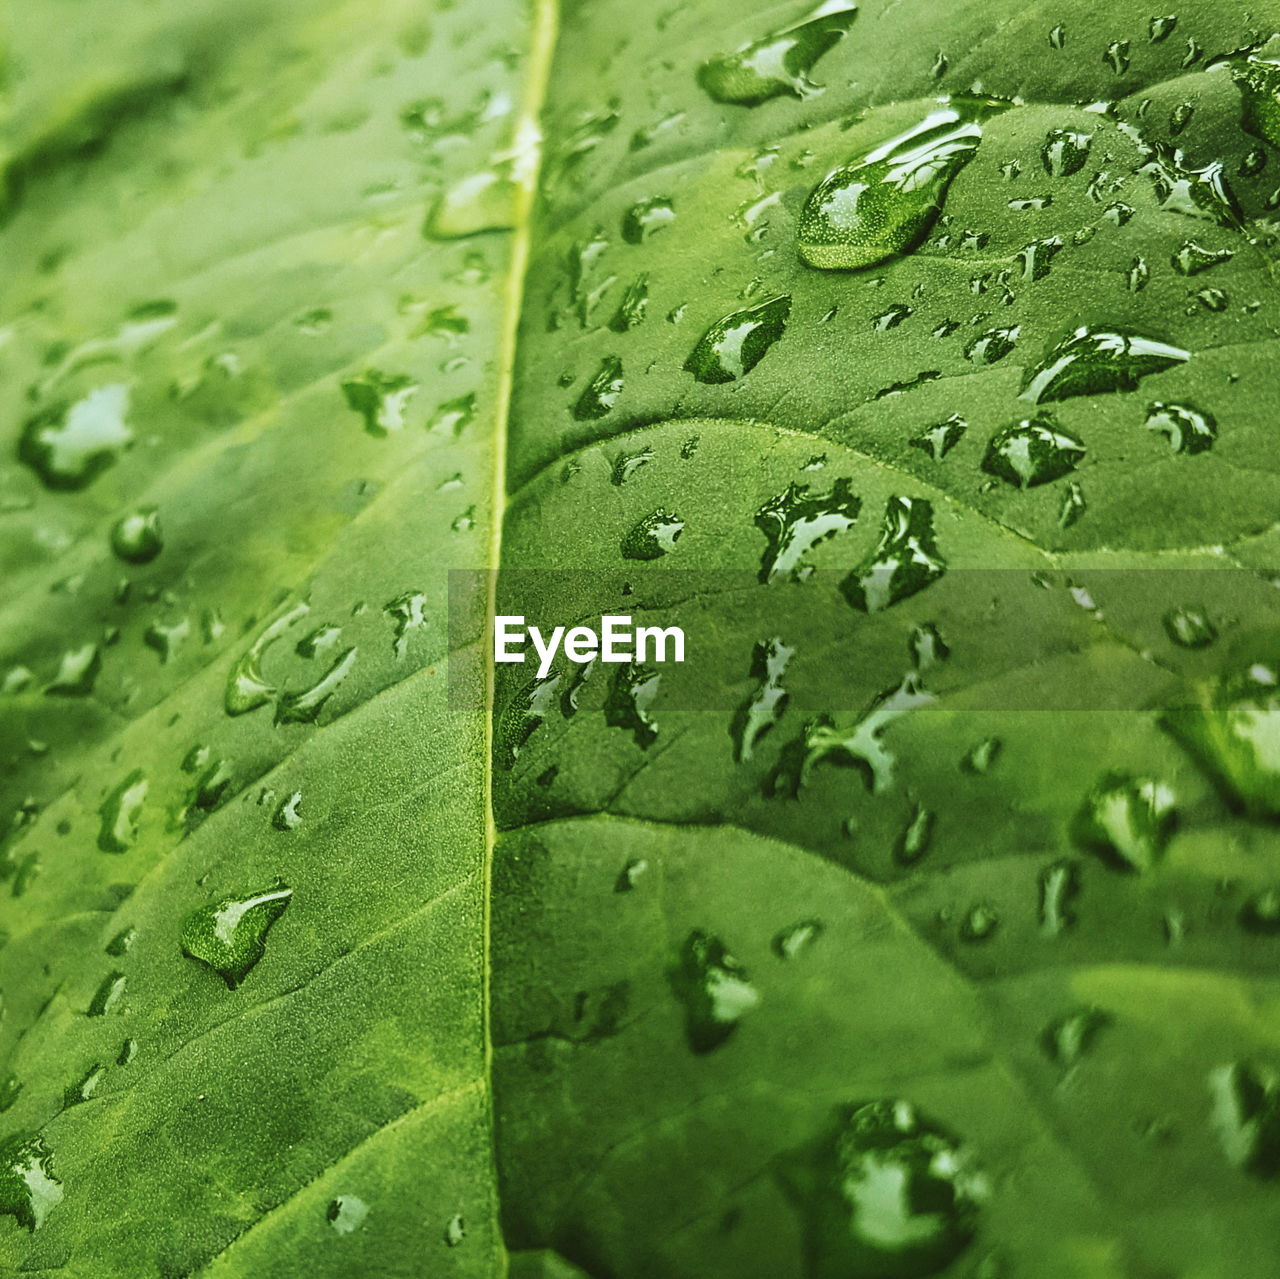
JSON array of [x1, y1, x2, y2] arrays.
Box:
[[684, 294, 790, 383], [1209, 1063, 1280, 1177], [0, 1136, 63, 1232], [734, 636, 794, 761], [797, 97, 1010, 270], [1041, 1006, 1111, 1066], [98, 770, 148, 853], [603, 663, 661, 748], [1020, 327, 1189, 403], [1163, 604, 1217, 648], [1042, 129, 1092, 177], [621, 197, 675, 244], [1074, 773, 1175, 872], [18, 384, 132, 490], [698, 3, 858, 106], [843, 497, 946, 611], [621, 508, 684, 560], [756, 478, 860, 582], [327, 1195, 369, 1234], [180, 884, 293, 989], [572, 356, 624, 420], [341, 371, 419, 436], [982, 415, 1084, 488], [110, 507, 163, 564], [773, 919, 824, 959], [669, 930, 759, 1052], [909, 414, 967, 460], [1145, 401, 1216, 454]]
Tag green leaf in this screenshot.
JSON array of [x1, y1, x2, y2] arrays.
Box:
[[7, 0, 1280, 1276]]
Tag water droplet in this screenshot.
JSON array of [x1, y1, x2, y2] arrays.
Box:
[[1170, 102, 1195, 135], [1241, 889, 1280, 935], [959, 903, 999, 941], [88, 970, 127, 1016], [982, 415, 1084, 488], [734, 636, 794, 762], [1164, 665, 1280, 818], [1127, 256, 1150, 292], [1231, 56, 1280, 150], [615, 857, 649, 892], [909, 414, 967, 460], [572, 356, 624, 419], [609, 275, 649, 331], [1059, 481, 1087, 527], [1209, 1063, 1280, 1177], [610, 447, 653, 486], [697, 3, 858, 106], [0, 1077, 22, 1113], [1041, 1006, 1111, 1066], [1192, 286, 1228, 312], [0, 1136, 63, 1231], [798, 96, 1010, 269], [964, 325, 1019, 364], [1020, 327, 1189, 403], [621, 197, 675, 244], [1042, 129, 1093, 177], [756, 478, 860, 582], [327, 1195, 369, 1234], [444, 1213, 466, 1247], [273, 791, 303, 831], [1149, 15, 1177, 42], [1039, 859, 1079, 935], [669, 930, 759, 1052], [895, 802, 935, 865], [1104, 40, 1131, 74], [621, 508, 684, 560], [1140, 145, 1243, 228], [428, 392, 476, 435], [425, 169, 518, 239], [144, 617, 191, 665], [962, 738, 1001, 773], [1145, 401, 1216, 454], [1074, 773, 1176, 872], [773, 919, 824, 959], [1020, 236, 1064, 282], [63, 1063, 105, 1107], [98, 770, 148, 853], [1163, 605, 1217, 648], [1240, 147, 1268, 178], [1171, 240, 1233, 276], [1048, 25, 1067, 49], [909, 623, 949, 670], [684, 294, 790, 383], [843, 497, 946, 611], [45, 642, 102, 697], [604, 663, 661, 748], [180, 884, 293, 988], [341, 371, 419, 436], [18, 384, 132, 490], [871, 304, 913, 331], [384, 591, 428, 660], [780, 1100, 985, 1276], [110, 507, 163, 564], [105, 926, 136, 957], [274, 648, 356, 725], [498, 672, 562, 769], [226, 602, 311, 715]]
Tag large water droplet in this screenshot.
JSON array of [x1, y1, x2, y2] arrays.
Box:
[[274, 648, 356, 725], [797, 97, 1009, 269], [18, 385, 132, 490], [1171, 240, 1234, 276], [756, 478, 860, 582], [697, 2, 858, 106], [0, 1136, 63, 1231], [843, 497, 946, 611], [1073, 773, 1176, 872], [226, 603, 310, 716], [1020, 327, 1189, 403], [683, 295, 790, 383], [180, 884, 293, 989], [780, 1100, 985, 1277], [982, 415, 1085, 487], [669, 930, 759, 1052]]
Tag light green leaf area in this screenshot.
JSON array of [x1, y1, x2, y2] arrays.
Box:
[[6, 0, 1280, 1276]]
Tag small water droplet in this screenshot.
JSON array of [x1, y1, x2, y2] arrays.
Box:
[[773, 919, 824, 959], [1145, 401, 1216, 454], [110, 507, 163, 564], [0, 1136, 63, 1231], [428, 392, 476, 435], [756, 479, 860, 582], [1163, 604, 1217, 648], [1041, 1006, 1111, 1066], [1074, 773, 1175, 872], [1039, 859, 1080, 935], [909, 414, 967, 460], [621, 508, 684, 560], [98, 770, 148, 853], [1231, 56, 1280, 150], [327, 1195, 369, 1234], [982, 415, 1084, 487], [843, 497, 946, 611], [341, 371, 419, 436], [444, 1213, 466, 1247], [1209, 1063, 1280, 1177], [273, 791, 303, 831], [895, 802, 935, 865], [180, 884, 293, 988], [1149, 15, 1177, 42], [572, 356, 624, 419], [1140, 145, 1243, 228], [603, 663, 661, 748], [669, 930, 759, 1052], [1103, 40, 1131, 74], [497, 672, 562, 769], [965, 326, 1019, 364], [959, 903, 999, 941], [384, 591, 428, 660], [274, 648, 356, 725], [734, 636, 794, 761], [1241, 888, 1280, 935], [88, 970, 127, 1016], [1042, 129, 1092, 177], [609, 275, 649, 331], [621, 197, 675, 244]]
